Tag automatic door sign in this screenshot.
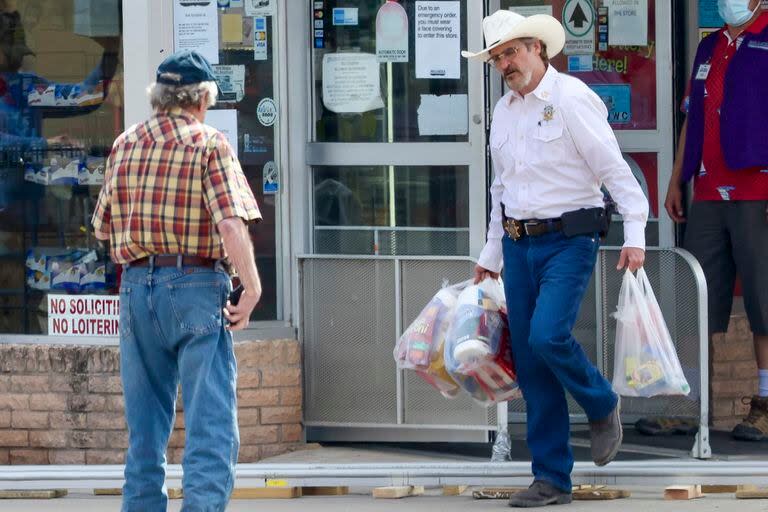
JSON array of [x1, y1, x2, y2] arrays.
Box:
[[376, 0, 409, 63], [562, 0, 595, 55]]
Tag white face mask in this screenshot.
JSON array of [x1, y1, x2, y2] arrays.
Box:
[[718, 0, 760, 27]]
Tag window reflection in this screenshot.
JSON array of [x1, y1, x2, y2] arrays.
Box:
[[313, 166, 469, 256], [0, 1, 123, 334]]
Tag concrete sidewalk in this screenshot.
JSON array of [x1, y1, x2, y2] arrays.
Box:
[[1, 488, 766, 512]]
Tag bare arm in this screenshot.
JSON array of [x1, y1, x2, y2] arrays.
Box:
[[218, 216, 262, 330], [664, 119, 688, 223]]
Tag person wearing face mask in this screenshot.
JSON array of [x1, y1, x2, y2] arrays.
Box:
[[653, 0, 768, 441]]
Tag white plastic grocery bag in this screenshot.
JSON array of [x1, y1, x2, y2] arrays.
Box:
[[394, 279, 472, 398], [612, 269, 691, 397]]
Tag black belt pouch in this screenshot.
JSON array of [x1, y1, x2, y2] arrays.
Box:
[[561, 207, 611, 238]]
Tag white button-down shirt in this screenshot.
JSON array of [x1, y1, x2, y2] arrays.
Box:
[[477, 65, 649, 273]]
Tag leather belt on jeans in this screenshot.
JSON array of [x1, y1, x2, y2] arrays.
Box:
[[503, 217, 563, 241], [129, 254, 217, 268]]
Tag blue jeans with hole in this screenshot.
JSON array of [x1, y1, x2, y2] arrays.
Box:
[[502, 232, 617, 492], [119, 264, 238, 512]]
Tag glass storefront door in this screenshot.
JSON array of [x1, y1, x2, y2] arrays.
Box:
[[306, 0, 488, 258]]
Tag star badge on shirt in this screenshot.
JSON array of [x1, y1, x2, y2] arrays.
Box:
[[542, 104, 555, 123]]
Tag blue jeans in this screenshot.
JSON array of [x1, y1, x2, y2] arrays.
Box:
[[119, 264, 239, 512], [502, 232, 617, 492]]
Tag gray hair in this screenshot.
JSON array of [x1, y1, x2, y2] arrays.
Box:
[[146, 80, 218, 110], [519, 37, 550, 65]]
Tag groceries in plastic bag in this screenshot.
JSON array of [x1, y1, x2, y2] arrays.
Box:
[[612, 269, 691, 397], [444, 279, 521, 404], [394, 280, 471, 398]]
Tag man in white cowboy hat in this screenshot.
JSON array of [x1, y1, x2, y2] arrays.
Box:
[[466, 9, 649, 507]]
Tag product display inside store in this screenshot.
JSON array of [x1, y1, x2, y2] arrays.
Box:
[[0, 0, 123, 334]]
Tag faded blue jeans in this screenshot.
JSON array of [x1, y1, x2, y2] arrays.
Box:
[[119, 263, 239, 512], [502, 231, 617, 492]]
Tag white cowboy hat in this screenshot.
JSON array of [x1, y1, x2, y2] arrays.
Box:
[[461, 10, 566, 62]]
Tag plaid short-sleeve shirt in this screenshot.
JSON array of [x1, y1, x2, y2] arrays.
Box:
[[92, 108, 261, 264]]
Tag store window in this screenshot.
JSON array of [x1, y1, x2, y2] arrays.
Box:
[[311, 0, 470, 142], [313, 166, 469, 255], [0, 0, 123, 335]]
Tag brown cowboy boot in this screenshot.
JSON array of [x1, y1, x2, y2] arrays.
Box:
[[732, 395, 768, 441]]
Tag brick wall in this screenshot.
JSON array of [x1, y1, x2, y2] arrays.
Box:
[[711, 313, 758, 430], [0, 339, 303, 465]]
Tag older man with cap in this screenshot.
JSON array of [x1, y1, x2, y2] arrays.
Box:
[[464, 11, 649, 507], [92, 49, 262, 511]]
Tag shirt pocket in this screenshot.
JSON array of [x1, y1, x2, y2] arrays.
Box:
[[533, 120, 564, 143]]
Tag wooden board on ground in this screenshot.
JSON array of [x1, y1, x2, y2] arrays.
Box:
[[302, 486, 349, 496], [573, 488, 630, 500], [94, 488, 122, 496], [372, 485, 425, 499], [664, 485, 703, 500], [702, 485, 738, 494], [572, 484, 606, 491], [472, 487, 526, 499], [736, 489, 768, 499], [443, 485, 469, 496], [231, 487, 302, 499], [0, 489, 68, 499], [167, 488, 183, 499]]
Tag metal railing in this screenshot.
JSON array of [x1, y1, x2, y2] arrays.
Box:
[[298, 247, 710, 458]]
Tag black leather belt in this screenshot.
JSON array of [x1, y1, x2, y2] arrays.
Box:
[[502, 217, 563, 241], [130, 255, 217, 268]]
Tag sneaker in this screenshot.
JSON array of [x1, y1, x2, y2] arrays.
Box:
[[732, 395, 768, 441], [589, 395, 622, 466], [508, 480, 572, 508], [635, 417, 699, 436]]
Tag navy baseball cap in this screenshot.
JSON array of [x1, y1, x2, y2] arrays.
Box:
[[156, 50, 221, 95]]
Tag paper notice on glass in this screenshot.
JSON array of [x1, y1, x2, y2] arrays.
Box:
[[608, 0, 648, 46], [509, 5, 554, 16], [322, 53, 384, 113], [213, 65, 245, 103], [173, 0, 219, 64], [415, 1, 460, 79], [205, 109, 239, 159], [376, 0, 409, 62], [222, 14, 243, 43], [245, 0, 274, 16], [417, 94, 468, 136]]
